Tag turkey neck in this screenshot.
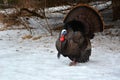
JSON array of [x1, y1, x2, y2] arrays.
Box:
[[60, 39, 68, 53]]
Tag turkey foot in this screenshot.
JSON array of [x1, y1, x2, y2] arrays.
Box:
[[69, 61, 78, 66]]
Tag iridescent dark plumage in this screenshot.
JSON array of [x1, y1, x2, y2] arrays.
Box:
[[56, 20, 91, 63], [56, 4, 104, 65]]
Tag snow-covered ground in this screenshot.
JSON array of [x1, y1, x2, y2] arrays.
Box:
[[0, 27, 119, 80]]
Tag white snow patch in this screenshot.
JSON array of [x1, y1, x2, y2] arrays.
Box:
[[91, 1, 112, 11]]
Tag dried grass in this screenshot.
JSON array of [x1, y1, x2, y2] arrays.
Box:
[[32, 36, 42, 40], [22, 35, 33, 39]]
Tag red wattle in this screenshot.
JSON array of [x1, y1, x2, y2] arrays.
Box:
[[60, 36, 65, 42]]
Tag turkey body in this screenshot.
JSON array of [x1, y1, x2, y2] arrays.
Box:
[[56, 4, 104, 65], [56, 20, 91, 63]]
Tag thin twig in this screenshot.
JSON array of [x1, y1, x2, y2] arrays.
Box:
[[44, 0, 53, 36]]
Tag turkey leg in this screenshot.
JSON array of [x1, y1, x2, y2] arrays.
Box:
[[69, 60, 78, 66]]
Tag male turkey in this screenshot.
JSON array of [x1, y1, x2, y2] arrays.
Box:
[[56, 4, 104, 66]]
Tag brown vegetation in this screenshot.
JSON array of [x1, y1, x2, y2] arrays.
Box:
[[112, 0, 120, 20], [0, 0, 119, 35]]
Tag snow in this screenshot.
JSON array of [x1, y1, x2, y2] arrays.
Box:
[[45, 5, 70, 13], [0, 28, 119, 80], [91, 1, 112, 11]]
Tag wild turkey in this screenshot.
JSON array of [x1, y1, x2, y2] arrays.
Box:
[[56, 4, 104, 66]]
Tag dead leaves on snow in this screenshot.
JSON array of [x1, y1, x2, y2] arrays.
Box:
[[22, 34, 42, 40]]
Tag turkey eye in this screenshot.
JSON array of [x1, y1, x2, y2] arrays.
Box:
[[61, 29, 67, 35]]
